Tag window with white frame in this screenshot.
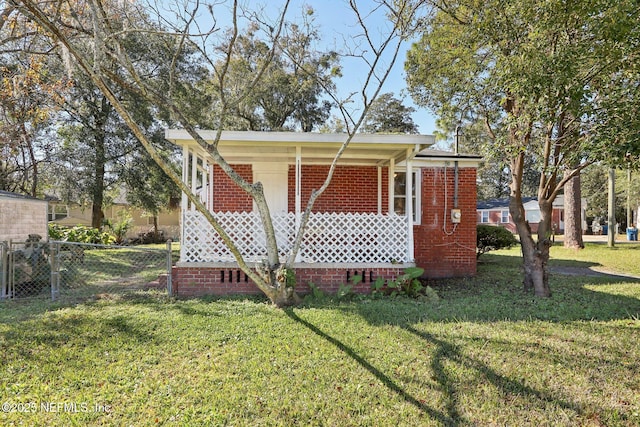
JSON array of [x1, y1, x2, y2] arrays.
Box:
[[525, 209, 541, 223], [481, 211, 489, 223], [393, 171, 420, 224], [501, 210, 509, 223]]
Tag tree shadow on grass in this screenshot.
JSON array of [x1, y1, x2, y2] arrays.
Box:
[[1, 308, 158, 369], [286, 304, 596, 426], [283, 308, 457, 426], [401, 324, 588, 425], [290, 257, 640, 425]]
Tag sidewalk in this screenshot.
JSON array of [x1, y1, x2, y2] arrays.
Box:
[[553, 233, 638, 244]]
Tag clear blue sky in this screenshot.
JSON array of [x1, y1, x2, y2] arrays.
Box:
[[285, 0, 439, 135]]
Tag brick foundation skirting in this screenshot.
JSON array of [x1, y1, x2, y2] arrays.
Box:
[[171, 265, 408, 297]]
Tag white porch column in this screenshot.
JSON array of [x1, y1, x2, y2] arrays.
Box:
[[388, 158, 395, 214], [377, 166, 382, 214], [295, 146, 302, 224], [180, 146, 191, 263], [405, 150, 415, 262], [181, 145, 189, 210], [208, 161, 214, 212], [190, 150, 198, 212], [295, 146, 302, 262]]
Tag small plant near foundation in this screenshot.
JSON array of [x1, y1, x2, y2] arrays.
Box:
[[306, 282, 326, 301], [103, 211, 133, 244], [336, 274, 361, 300], [371, 267, 437, 300], [304, 275, 361, 303]]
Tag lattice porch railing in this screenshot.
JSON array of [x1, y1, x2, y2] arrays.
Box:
[[181, 211, 409, 264]]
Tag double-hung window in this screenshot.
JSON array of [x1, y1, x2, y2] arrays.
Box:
[[393, 171, 420, 224]]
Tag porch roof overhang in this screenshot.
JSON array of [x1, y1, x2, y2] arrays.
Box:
[[397, 149, 483, 168], [165, 129, 435, 166]]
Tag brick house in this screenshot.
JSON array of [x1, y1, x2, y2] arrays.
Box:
[[165, 130, 482, 297], [477, 195, 587, 234]]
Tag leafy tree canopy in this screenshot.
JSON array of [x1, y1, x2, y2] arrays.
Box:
[[361, 92, 418, 134], [206, 13, 339, 132], [405, 0, 640, 297]]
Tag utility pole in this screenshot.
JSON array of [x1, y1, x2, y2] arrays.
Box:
[[608, 168, 616, 247], [627, 168, 632, 228]]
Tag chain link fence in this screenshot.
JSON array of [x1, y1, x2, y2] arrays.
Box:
[[1, 238, 173, 302]]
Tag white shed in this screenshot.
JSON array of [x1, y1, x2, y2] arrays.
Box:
[[0, 191, 48, 242]]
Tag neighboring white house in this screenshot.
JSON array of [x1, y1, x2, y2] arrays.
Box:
[[0, 190, 48, 242]]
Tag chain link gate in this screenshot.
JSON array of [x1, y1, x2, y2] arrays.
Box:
[[1, 239, 173, 302]]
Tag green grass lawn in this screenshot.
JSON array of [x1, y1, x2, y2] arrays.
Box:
[[1, 243, 639, 426]]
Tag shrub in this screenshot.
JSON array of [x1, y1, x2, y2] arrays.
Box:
[[103, 211, 133, 244], [477, 224, 518, 259], [371, 267, 436, 299], [48, 223, 115, 245], [48, 223, 67, 240]]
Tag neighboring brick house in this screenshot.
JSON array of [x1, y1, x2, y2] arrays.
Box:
[[477, 195, 586, 234], [0, 190, 48, 242], [165, 130, 482, 296]]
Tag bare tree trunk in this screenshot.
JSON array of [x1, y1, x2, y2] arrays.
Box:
[[510, 146, 552, 297], [510, 194, 552, 297], [563, 170, 584, 249], [91, 96, 110, 229], [627, 168, 632, 229], [91, 142, 105, 229], [153, 215, 159, 242], [20, 122, 38, 197]]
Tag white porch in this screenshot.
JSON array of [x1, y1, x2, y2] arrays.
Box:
[[180, 210, 409, 264], [165, 130, 435, 266]]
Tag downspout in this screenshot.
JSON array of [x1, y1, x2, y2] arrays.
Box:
[[454, 124, 460, 209], [454, 160, 459, 209], [446, 127, 462, 233]]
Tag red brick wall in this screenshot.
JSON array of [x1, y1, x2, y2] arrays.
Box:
[[478, 210, 516, 233], [288, 165, 388, 213], [211, 164, 389, 214], [173, 164, 479, 296], [171, 266, 404, 297], [414, 166, 477, 278], [212, 164, 253, 212]]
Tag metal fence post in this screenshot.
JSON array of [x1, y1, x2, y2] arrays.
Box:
[[7, 240, 13, 299], [49, 241, 58, 301], [166, 239, 173, 297], [1, 241, 6, 300]]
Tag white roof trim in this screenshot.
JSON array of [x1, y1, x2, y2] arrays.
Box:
[[165, 130, 435, 166], [165, 129, 434, 145]]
